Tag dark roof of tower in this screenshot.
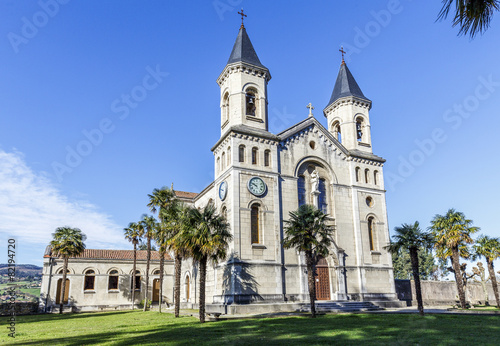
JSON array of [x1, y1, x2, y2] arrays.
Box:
[[226, 26, 267, 69], [326, 63, 370, 108]]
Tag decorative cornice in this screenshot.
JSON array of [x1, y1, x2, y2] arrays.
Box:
[[323, 96, 372, 118], [217, 62, 271, 86]]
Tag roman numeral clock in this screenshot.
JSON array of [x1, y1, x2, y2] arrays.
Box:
[[247, 177, 266, 196]]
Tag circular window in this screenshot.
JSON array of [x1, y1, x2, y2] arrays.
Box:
[[309, 141, 316, 149], [366, 197, 374, 207]]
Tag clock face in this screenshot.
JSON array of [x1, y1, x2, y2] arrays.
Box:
[[219, 181, 227, 201], [248, 177, 266, 196]]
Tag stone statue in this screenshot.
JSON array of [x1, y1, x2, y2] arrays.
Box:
[[311, 169, 320, 193]]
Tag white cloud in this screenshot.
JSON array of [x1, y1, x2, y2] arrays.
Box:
[[0, 149, 128, 262]]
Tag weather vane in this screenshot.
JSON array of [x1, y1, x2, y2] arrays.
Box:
[[238, 9, 247, 28]]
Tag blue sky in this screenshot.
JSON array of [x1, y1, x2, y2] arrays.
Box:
[[1, 0, 499, 269]]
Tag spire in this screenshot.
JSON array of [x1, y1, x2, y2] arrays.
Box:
[[226, 26, 267, 69], [326, 62, 370, 108]]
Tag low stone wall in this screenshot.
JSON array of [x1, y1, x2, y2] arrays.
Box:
[[395, 279, 500, 306], [0, 302, 39, 316]]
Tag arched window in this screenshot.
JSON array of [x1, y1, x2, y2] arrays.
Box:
[[57, 268, 70, 274], [217, 157, 221, 173], [251, 204, 260, 244], [227, 146, 231, 166], [222, 92, 229, 123], [131, 270, 141, 291], [252, 147, 258, 165], [239, 145, 245, 163], [356, 117, 364, 142], [185, 275, 190, 301], [153, 269, 161, 275], [221, 152, 225, 170], [365, 169, 370, 184], [108, 270, 119, 290], [368, 217, 375, 251], [319, 178, 328, 214], [246, 88, 257, 116], [221, 206, 228, 221], [332, 121, 341, 143], [355, 167, 360, 183], [298, 175, 306, 207], [84, 269, 95, 291], [374, 170, 379, 185], [264, 150, 270, 167]]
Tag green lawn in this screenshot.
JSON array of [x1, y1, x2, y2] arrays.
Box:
[[2, 310, 499, 345]]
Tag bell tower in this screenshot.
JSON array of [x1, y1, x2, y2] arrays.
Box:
[[216, 19, 271, 137], [323, 53, 373, 154]]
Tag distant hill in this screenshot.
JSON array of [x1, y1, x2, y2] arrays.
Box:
[[0, 264, 42, 277]]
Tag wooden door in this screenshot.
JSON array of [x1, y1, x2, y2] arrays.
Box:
[[315, 257, 330, 300], [152, 279, 160, 302], [56, 279, 70, 304]]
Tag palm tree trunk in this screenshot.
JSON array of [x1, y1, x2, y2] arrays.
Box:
[[144, 236, 151, 312], [159, 251, 164, 313], [132, 243, 137, 309], [451, 248, 467, 309], [199, 257, 207, 323], [174, 252, 182, 318], [306, 253, 316, 318], [409, 247, 424, 316], [59, 257, 68, 314], [486, 258, 500, 308]]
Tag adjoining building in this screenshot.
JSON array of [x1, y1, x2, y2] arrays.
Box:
[[40, 247, 173, 312]]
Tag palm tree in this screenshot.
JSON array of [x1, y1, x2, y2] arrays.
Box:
[[154, 222, 169, 313], [180, 204, 232, 323], [474, 235, 500, 308], [50, 226, 86, 314], [161, 200, 189, 318], [124, 221, 144, 309], [430, 209, 479, 309], [140, 214, 159, 311], [147, 185, 181, 315], [385, 222, 433, 316], [282, 204, 334, 318], [438, 0, 499, 37]]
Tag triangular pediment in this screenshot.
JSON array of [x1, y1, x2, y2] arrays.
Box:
[[277, 117, 385, 163], [278, 117, 348, 155]]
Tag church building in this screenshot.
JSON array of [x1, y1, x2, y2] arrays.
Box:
[[40, 22, 398, 313], [181, 22, 397, 308]]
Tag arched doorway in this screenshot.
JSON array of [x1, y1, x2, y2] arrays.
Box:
[[315, 256, 330, 300], [152, 279, 160, 303], [56, 279, 70, 304]]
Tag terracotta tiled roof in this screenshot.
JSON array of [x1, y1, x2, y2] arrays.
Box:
[[175, 190, 198, 199], [45, 249, 171, 261]]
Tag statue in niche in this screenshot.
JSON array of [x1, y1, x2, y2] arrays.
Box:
[[310, 169, 320, 193]]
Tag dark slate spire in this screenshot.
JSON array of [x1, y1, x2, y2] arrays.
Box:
[[226, 27, 267, 69], [326, 62, 370, 107]]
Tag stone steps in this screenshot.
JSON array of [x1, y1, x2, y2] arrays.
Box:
[[300, 301, 382, 313]]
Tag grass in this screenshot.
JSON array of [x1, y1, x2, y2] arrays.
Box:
[[1, 310, 499, 345]]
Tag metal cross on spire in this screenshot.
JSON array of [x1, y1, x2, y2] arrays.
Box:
[[238, 9, 247, 28], [339, 46, 346, 64]]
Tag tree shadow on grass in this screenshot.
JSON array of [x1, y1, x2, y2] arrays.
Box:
[[7, 313, 500, 346]]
